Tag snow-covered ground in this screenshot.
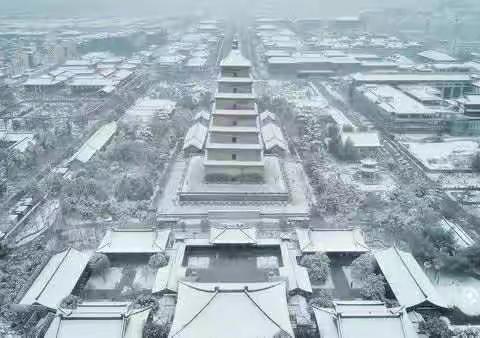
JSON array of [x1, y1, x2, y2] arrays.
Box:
[[434, 272, 480, 316]]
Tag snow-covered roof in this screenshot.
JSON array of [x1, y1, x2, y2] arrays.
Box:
[[279, 243, 312, 294], [260, 110, 277, 122], [215, 92, 255, 100], [360, 85, 435, 116], [153, 244, 185, 294], [397, 85, 442, 103], [265, 50, 290, 58], [261, 123, 287, 151], [193, 110, 211, 122], [440, 219, 474, 248], [70, 121, 117, 163], [327, 107, 356, 129], [183, 123, 208, 151], [352, 73, 470, 83], [374, 247, 448, 309], [209, 226, 257, 245], [169, 282, 294, 338], [418, 50, 456, 62], [296, 228, 369, 254], [69, 78, 114, 87], [460, 95, 480, 105], [186, 57, 207, 68], [220, 49, 252, 68], [313, 301, 418, 338], [24, 77, 65, 86], [20, 248, 90, 310], [341, 132, 381, 148], [44, 302, 150, 338], [97, 228, 171, 254]]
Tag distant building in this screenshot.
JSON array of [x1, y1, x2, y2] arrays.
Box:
[[350, 73, 472, 98], [458, 95, 480, 117], [418, 50, 456, 64]]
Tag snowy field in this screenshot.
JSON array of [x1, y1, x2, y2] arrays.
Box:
[[401, 139, 479, 171]]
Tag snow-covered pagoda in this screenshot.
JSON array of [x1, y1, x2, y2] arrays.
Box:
[[179, 41, 288, 202], [204, 40, 265, 182]]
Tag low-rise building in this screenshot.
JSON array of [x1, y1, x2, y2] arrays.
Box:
[[374, 247, 448, 311], [169, 281, 294, 338], [313, 300, 419, 338], [44, 302, 151, 338]]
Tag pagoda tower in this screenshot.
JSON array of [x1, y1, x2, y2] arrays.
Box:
[[204, 41, 265, 182]]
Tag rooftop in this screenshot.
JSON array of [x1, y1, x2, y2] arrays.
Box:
[[220, 49, 252, 68], [213, 109, 258, 116], [209, 226, 257, 245], [69, 121, 117, 163], [313, 301, 418, 338], [352, 73, 471, 83], [183, 123, 208, 151], [44, 302, 150, 338], [418, 50, 456, 62], [210, 125, 259, 133], [169, 282, 294, 338], [96, 228, 171, 254], [361, 85, 435, 116], [20, 248, 90, 310], [215, 92, 255, 100], [261, 123, 287, 152], [296, 228, 369, 254], [374, 247, 448, 309]]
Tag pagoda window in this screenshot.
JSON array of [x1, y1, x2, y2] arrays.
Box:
[[232, 137, 237, 143], [233, 87, 238, 93], [232, 154, 237, 160], [232, 120, 238, 126]]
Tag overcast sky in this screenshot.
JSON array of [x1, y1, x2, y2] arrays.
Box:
[[0, 0, 431, 17]]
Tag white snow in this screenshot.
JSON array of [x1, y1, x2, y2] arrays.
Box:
[[256, 256, 279, 269], [434, 272, 480, 316], [403, 140, 479, 170], [132, 266, 155, 290], [86, 267, 123, 290], [188, 257, 210, 269]]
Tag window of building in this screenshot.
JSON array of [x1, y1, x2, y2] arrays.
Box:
[[232, 120, 238, 126], [233, 87, 238, 93], [232, 137, 237, 143], [233, 72, 238, 77], [232, 154, 237, 160]]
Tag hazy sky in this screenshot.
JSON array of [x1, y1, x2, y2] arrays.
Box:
[[0, 0, 428, 17]]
